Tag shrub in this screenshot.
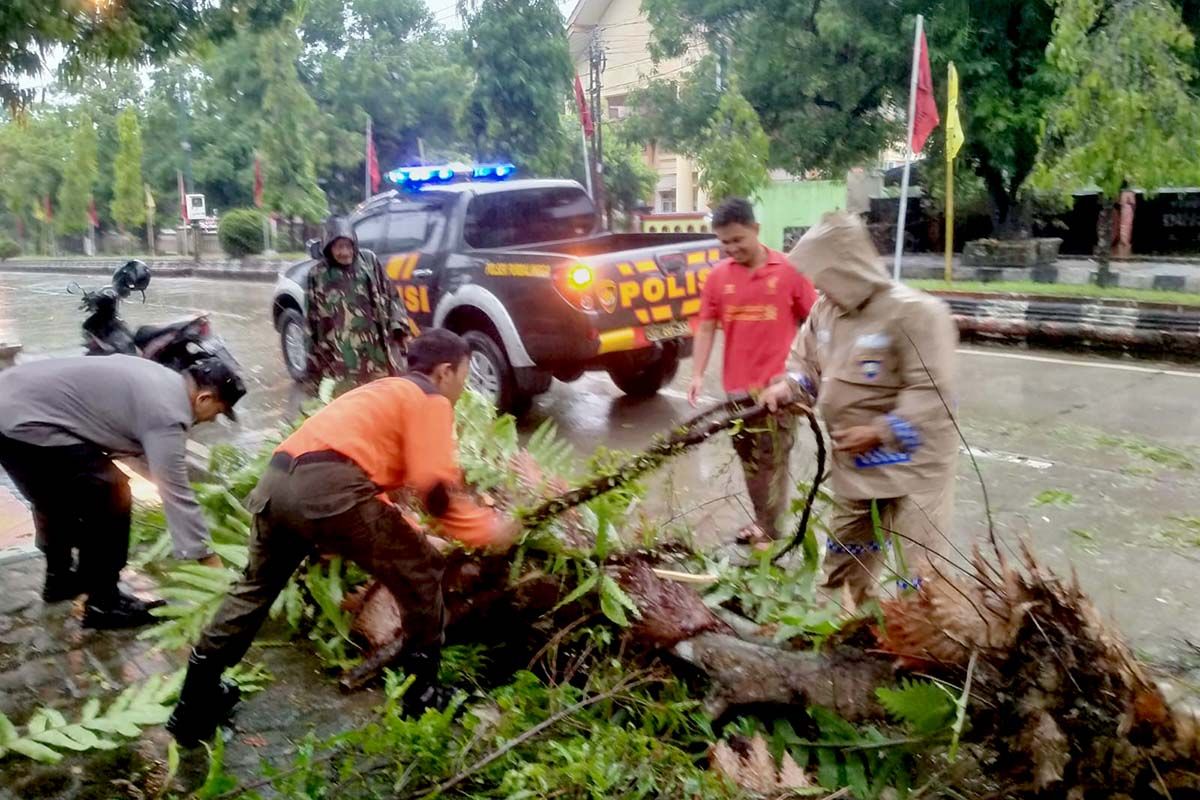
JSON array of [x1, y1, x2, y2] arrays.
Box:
[[0, 238, 20, 261], [218, 208, 267, 257]]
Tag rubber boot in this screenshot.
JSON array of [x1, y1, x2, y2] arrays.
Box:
[[39, 535, 79, 603], [166, 651, 242, 747], [399, 649, 451, 718], [82, 588, 167, 629]]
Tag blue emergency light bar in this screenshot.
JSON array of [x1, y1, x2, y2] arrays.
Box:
[[386, 162, 516, 187]]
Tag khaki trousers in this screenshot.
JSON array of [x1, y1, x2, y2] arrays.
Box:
[[821, 480, 954, 606], [731, 410, 796, 539]]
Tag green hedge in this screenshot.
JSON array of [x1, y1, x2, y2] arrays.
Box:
[[218, 209, 267, 257], [0, 238, 20, 261]]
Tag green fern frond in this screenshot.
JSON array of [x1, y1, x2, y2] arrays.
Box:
[[875, 679, 957, 736]]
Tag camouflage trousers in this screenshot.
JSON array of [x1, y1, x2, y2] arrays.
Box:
[[731, 410, 796, 540]]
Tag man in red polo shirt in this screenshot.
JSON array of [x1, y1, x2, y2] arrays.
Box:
[[688, 197, 818, 545]]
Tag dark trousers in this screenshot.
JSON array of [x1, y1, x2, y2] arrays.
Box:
[[0, 432, 131, 599], [731, 410, 796, 539], [194, 458, 445, 670]]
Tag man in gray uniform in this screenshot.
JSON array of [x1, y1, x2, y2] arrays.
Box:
[[0, 355, 245, 628]]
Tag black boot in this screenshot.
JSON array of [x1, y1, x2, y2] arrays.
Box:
[[82, 589, 167, 629], [399, 649, 452, 718], [40, 545, 79, 603], [42, 568, 80, 603], [166, 651, 242, 747]]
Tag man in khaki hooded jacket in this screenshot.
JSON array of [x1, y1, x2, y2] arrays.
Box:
[[760, 212, 959, 605]]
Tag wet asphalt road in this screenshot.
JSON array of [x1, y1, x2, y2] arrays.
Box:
[[2, 269, 1200, 657]]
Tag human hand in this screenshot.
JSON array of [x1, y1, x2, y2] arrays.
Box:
[[687, 375, 704, 408], [759, 379, 796, 413], [491, 518, 524, 552], [831, 425, 883, 455], [197, 553, 223, 568]]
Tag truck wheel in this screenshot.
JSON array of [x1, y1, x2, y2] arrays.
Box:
[[463, 331, 532, 416], [607, 345, 680, 399], [279, 308, 309, 382]]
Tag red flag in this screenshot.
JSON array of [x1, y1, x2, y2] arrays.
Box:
[[574, 74, 594, 137], [253, 155, 264, 208], [366, 119, 381, 195], [177, 170, 187, 221], [88, 195, 98, 228], [911, 29, 939, 153]]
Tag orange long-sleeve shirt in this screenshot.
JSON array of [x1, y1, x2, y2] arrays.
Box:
[[277, 375, 501, 548]]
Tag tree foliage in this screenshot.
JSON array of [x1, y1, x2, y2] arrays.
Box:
[[601, 124, 658, 222], [695, 86, 770, 203], [1034, 0, 1200, 266], [462, 0, 574, 176], [0, 0, 294, 113], [258, 28, 330, 223], [57, 116, 99, 235], [111, 107, 145, 233]]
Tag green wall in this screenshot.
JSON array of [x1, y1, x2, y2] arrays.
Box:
[[753, 179, 847, 250]]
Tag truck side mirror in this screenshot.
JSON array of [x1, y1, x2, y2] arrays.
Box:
[[307, 239, 322, 260]]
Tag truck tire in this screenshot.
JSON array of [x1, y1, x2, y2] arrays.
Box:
[[463, 330, 533, 416], [279, 308, 309, 382], [607, 344, 680, 399]]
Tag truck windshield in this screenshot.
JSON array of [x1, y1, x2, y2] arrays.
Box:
[[464, 187, 598, 249]]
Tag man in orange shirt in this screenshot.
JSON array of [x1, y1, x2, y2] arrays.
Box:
[[688, 198, 818, 545], [168, 330, 519, 745]]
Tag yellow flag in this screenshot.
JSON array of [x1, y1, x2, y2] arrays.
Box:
[[946, 62, 964, 161]]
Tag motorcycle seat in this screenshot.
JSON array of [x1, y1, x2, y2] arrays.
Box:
[[134, 320, 192, 348]]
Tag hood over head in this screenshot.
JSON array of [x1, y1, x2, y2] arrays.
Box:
[[321, 216, 359, 264], [786, 211, 889, 311]]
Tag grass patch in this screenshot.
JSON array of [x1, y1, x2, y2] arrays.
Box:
[[1155, 516, 1200, 549], [911, 279, 1200, 307], [1033, 489, 1076, 508], [1096, 434, 1195, 471]]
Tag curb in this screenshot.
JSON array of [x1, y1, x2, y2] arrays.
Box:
[[0, 261, 280, 284], [939, 292, 1200, 358]]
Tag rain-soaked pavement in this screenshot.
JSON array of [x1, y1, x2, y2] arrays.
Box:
[[2, 270, 1200, 794]]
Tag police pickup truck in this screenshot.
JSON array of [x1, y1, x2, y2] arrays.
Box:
[[272, 173, 721, 414]]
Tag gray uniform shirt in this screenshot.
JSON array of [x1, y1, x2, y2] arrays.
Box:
[[0, 355, 211, 559]]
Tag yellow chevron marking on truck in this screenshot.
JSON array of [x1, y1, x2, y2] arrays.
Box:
[[708, 248, 721, 262], [635, 259, 658, 273], [616, 262, 635, 276], [635, 309, 650, 325], [650, 305, 673, 322], [681, 298, 702, 316], [598, 328, 636, 355], [687, 251, 706, 265]]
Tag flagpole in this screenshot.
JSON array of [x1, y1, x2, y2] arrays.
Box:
[[580, 122, 594, 201], [364, 118, 372, 202], [893, 13, 924, 282]]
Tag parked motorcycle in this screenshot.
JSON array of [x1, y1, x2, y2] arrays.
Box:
[[68, 260, 237, 371]]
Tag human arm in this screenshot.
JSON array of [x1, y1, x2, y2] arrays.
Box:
[[867, 302, 958, 454], [405, 398, 513, 549], [369, 250, 411, 343], [687, 320, 718, 407], [141, 425, 214, 561], [688, 270, 723, 406]]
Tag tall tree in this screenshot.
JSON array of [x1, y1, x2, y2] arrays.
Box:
[[0, 112, 68, 247], [57, 116, 99, 235], [258, 28, 329, 224], [462, 0, 573, 176], [634, 0, 1062, 237], [601, 124, 658, 225], [695, 86, 770, 203], [111, 107, 146, 236], [1034, 0, 1200, 282], [1, 0, 293, 113]]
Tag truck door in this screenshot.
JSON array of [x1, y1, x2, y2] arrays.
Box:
[[377, 204, 446, 333]]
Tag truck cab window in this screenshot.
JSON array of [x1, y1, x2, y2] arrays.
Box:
[[464, 187, 598, 249], [385, 209, 438, 252], [353, 214, 388, 254]]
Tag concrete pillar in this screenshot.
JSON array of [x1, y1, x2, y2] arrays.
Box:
[[677, 155, 695, 213]]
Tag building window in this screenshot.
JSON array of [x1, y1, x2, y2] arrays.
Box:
[[659, 192, 676, 213]]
